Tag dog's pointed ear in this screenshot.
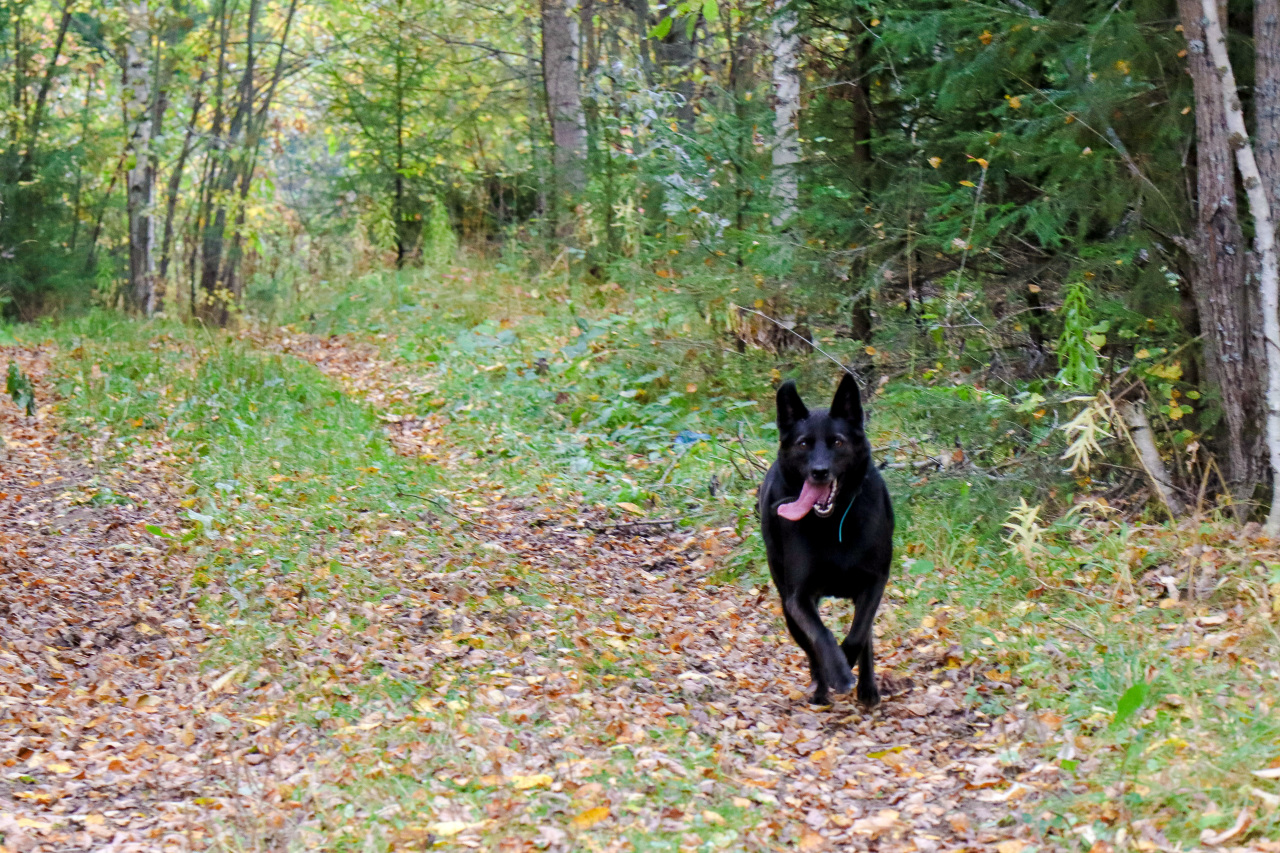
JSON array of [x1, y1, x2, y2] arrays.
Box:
[[831, 373, 865, 428], [776, 381, 809, 432]]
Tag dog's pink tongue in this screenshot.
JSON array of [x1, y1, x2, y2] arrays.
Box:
[[777, 480, 832, 521]]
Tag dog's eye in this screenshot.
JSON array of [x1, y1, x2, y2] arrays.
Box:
[[797, 438, 809, 447], [833, 438, 844, 447]]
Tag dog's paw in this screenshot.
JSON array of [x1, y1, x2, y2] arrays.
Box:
[[856, 680, 881, 708], [809, 687, 831, 706], [828, 668, 855, 696]]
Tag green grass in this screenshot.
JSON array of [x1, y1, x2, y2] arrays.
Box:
[[27, 252, 1280, 850]]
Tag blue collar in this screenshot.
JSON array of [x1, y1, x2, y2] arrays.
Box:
[[838, 486, 863, 544]]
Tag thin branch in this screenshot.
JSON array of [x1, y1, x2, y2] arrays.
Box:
[[733, 306, 855, 376]]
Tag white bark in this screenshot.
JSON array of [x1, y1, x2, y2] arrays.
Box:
[[1200, 0, 1280, 533], [124, 0, 157, 315], [769, 0, 800, 227], [1119, 400, 1185, 519]]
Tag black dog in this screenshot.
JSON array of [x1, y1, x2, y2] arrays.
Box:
[[758, 374, 894, 706]]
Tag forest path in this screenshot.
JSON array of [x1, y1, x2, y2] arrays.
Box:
[[0, 346, 266, 853], [262, 331, 1054, 852]]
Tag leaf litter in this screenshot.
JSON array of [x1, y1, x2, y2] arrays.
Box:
[[0, 346, 282, 852]]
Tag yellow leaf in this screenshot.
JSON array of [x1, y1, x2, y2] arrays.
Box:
[[573, 806, 610, 828], [429, 821, 471, 837], [47, 762, 75, 774], [511, 773, 553, 790], [16, 818, 51, 830], [864, 346, 877, 355], [702, 810, 725, 825], [975, 158, 989, 169], [686, 383, 698, 393], [616, 502, 643, 514], [928, 156, 942, 168], [84, 815, 105, 827], [979, 30, 993, 45], [996, 842, 1024, 853], [921, 615, 937, 629], [959, 180, 976, 187], [1008, 96, 1022, 109]]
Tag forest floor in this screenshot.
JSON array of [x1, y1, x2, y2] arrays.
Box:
[[0, 339, 1046, 853], [2, 260, 1279, 852]]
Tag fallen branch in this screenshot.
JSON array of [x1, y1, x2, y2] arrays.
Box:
[[1115, 399, 1184, 520]]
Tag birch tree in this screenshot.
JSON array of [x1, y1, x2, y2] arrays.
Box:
[[769, 0, 799, 227], [123, 0, 159, 315], [1197, 0, 1280, 531]]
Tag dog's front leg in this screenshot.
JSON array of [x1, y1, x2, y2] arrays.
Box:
[[840, 576, 887, 707], [781, 610, 829, 702], [782, 594, 854, 700]]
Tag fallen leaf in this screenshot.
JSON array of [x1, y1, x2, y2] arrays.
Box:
[[851, 808, 899, 836], [572, 806, 610, 828], [798, 829, 826, 850], [511, 773, 553, 790], [430, 821, 473, 837]]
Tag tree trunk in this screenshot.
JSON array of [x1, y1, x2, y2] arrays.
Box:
[[726, 0, 753, 246], [394, 20, 408, 269], [1201, 0, 1280, 531], [1257, 0, 1280, 209], [769, 0, 800, 228], [541, 0, 588, 211], [124, 0, 158, 316], [653, 13, 697, 131], [18, 0, 73, 181], [1176, 0, 1265, 506], [193, 0, 294, 325], [626, 0, 654, 79], [159, 73, 206, 285], [846, 27, 872, 179]]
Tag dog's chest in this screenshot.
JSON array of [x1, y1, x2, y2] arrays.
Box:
[[811, 546, 876, 595]]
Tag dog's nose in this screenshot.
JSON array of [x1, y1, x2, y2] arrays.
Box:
[[809, 466, 831, 482]]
